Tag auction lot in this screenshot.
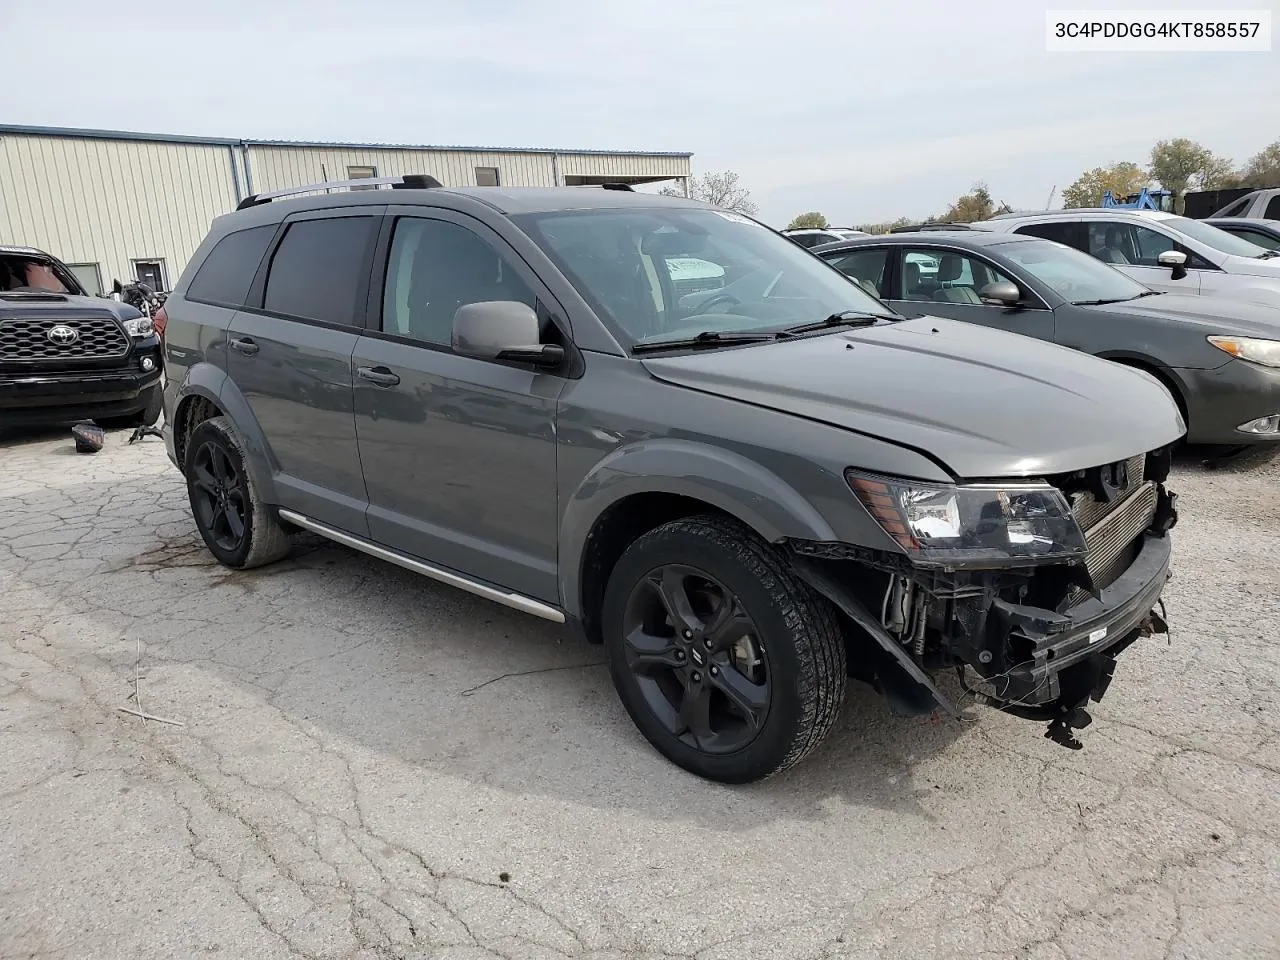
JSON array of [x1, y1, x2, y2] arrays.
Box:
[[2, 427, 1279, 960]]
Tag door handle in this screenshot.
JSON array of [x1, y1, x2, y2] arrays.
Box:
[[357, 366, 400, 387], [229, 337, 259, 356]]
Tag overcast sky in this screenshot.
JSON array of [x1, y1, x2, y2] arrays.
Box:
[[3, 0, 1274, 227]]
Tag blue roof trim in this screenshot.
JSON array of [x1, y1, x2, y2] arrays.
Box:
[[0, 123, 692, 159]]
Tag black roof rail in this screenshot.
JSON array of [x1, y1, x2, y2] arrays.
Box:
[[599, 182, 635, 191], [236, 173, 444, 210]]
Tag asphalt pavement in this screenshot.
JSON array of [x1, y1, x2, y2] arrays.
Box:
[[2, 426, 1278, 960]]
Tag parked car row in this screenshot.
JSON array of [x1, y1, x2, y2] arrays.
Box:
[[152, 177, 1186, 782]]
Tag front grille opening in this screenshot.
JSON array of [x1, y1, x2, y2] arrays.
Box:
[[0, 316, 128, 362]]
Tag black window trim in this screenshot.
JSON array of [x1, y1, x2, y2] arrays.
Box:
[[236, 206, 386, 332], [360, 206, 582, 379], [887, 242, 1053, 311]]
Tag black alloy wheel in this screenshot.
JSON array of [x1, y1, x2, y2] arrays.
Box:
[[190, 438, 248, 554], [621, 564, 770, 755]]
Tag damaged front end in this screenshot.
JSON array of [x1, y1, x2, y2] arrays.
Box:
[[787, 446, 1178, 749]]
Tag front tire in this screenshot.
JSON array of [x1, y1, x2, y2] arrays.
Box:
[[602, 514, 847, 783], [184, 416, 292, 569]]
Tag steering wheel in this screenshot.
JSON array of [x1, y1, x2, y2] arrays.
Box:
[[688, 292, 742, 315]]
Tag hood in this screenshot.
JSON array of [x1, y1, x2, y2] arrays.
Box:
[[1222, 254, 1280, 280], [1094, 292, 1280, 338], [641, 316, 1186, 480], [0, 292, 139, 322]]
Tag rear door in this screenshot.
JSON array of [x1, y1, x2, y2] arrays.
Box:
[[885, 246, 1055, 341], [226, 207, 383, 536], [1081, 220, 1204, 295]]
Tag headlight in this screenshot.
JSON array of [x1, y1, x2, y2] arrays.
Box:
[[1208, 336, 1280, 368], [121, 315, 154, 338], [845, 470, 1087, 568]]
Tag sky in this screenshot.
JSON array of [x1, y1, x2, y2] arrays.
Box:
[[3, 0, 1276, 228]]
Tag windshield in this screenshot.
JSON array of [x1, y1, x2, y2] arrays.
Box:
[[997, 238, 1150, 304], [0, 253, 76, 294], [513, 208, 889, 345], [1161, 216, 1271, 258]]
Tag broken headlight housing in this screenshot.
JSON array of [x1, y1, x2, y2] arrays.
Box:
[[845, 470, 1087, 568]]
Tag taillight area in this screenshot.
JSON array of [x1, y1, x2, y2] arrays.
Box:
[[153, 304, 168, 338]]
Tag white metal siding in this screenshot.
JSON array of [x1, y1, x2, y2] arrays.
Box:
[[247, 145, 559, 192], [0, 134, 238, 291], [0, 129, 691, 288]]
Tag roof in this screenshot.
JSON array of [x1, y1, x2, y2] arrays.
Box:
[[0, 122, 692, 159], [986, 208, 1178, 222]]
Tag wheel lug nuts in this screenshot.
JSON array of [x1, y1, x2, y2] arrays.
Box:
[[703, 638, 713, 649], [691, 671, 701, 682], [675, 650, 685, 661], [683, 630, 692, 639], [710, 666, 719, 677]]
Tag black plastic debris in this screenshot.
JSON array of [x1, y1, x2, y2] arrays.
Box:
[[128, 425, 164, 444], [71, 422, 106, 453]]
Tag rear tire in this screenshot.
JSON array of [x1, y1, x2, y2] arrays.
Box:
[[184, 416, 292, 569], [602, 514, 847, 783]]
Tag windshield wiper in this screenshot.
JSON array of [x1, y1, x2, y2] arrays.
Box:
[[779, 309, 899, 336], [1257, 250, 1280, 259], [1073, 297, 1133, 305], [631, 330, 777, 354], [1132, 290, 1164, 298]]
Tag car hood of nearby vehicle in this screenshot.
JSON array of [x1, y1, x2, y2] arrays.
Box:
[[1090, 292, 1280, 338], [640, 316, 1186, 480], [0, 292, 141, 322], [1222, 254, 1280, 279]]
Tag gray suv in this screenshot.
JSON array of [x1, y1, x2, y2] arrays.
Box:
[[162, 176, 1184, 782]]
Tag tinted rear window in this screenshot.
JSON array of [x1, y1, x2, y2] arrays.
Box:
[[185, 225, 276, 306], [1265, 196, 1280, 220], [1013, 221, 1078, 246], [263, 217, 376, 326]]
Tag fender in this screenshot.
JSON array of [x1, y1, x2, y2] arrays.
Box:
[[557, 437, 840, 619], [172, 361, 279, 504]]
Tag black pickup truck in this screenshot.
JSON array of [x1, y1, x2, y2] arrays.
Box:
[[1, 244, 162, 430]]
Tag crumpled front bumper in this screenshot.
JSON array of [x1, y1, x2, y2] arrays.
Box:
[[977, 530, 1172, 717]]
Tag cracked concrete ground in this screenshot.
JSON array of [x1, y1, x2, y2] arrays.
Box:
[[1, 425, 1278, 960]]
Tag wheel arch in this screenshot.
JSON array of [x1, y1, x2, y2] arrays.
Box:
[[559, 439, 840, 644], [172, 363, 278, 502]]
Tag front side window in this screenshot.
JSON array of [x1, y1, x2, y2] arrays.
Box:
[[514, 208, 887, 345], [900, 248, 1014, 304], [381, 217, 535, 344], [996, 238, 1148, 304], [263, 217, 376, 325]]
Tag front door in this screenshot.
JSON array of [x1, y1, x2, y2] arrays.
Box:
[[886, 247, 1056, 342], [225, 210, 381, 536], [351, 210, 565, 603], [1083, 221, 1204, 295]]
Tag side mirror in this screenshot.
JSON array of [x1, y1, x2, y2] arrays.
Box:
[[978, 280, 1022, 307], [1158, 249, 1188, 279], [452, 300, 564, 368]]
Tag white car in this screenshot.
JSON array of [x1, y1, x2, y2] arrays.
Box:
[[782, 227, 868, 249], [1210, 188, 1280, 220], [975, 209, 1280, 307]]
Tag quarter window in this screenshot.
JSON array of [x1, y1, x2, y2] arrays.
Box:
[[1013, 221, 1078, 246], [263, 217, 376, 326], [381, 217, 535, 345], [185, 225, 277, 307]]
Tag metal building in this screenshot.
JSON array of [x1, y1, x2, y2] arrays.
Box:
[[0, 123, 692, 295]]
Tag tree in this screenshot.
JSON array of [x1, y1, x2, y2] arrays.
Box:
[[786, 211, 829, 230], [1149, 138, 1215, 211], [1242, 140, 1280, 187], [1198, 153, 1243, 190], [1061, 162, 1148, 208], [938, 182, 1010, 223], [660, 170, 758, 215], [855, 216, 914, 235]]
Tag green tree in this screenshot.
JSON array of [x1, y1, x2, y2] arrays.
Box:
[[1149, 138, 1215, 211], [938, 182, 1010, 223], [1242, 140, 1280, 186], [659, 170, 758, 215], [1061, 162, 1149, 208], [1199, 153, 1243, 190], [856, 216, 915, 234], [786, 211, 829, 230]]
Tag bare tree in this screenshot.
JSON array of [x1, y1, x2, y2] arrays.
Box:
[[1242, 139, 1280, 186], [660, 170, 759, 215]]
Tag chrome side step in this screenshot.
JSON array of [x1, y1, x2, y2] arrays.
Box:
[[276, 509, 566, 623]]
